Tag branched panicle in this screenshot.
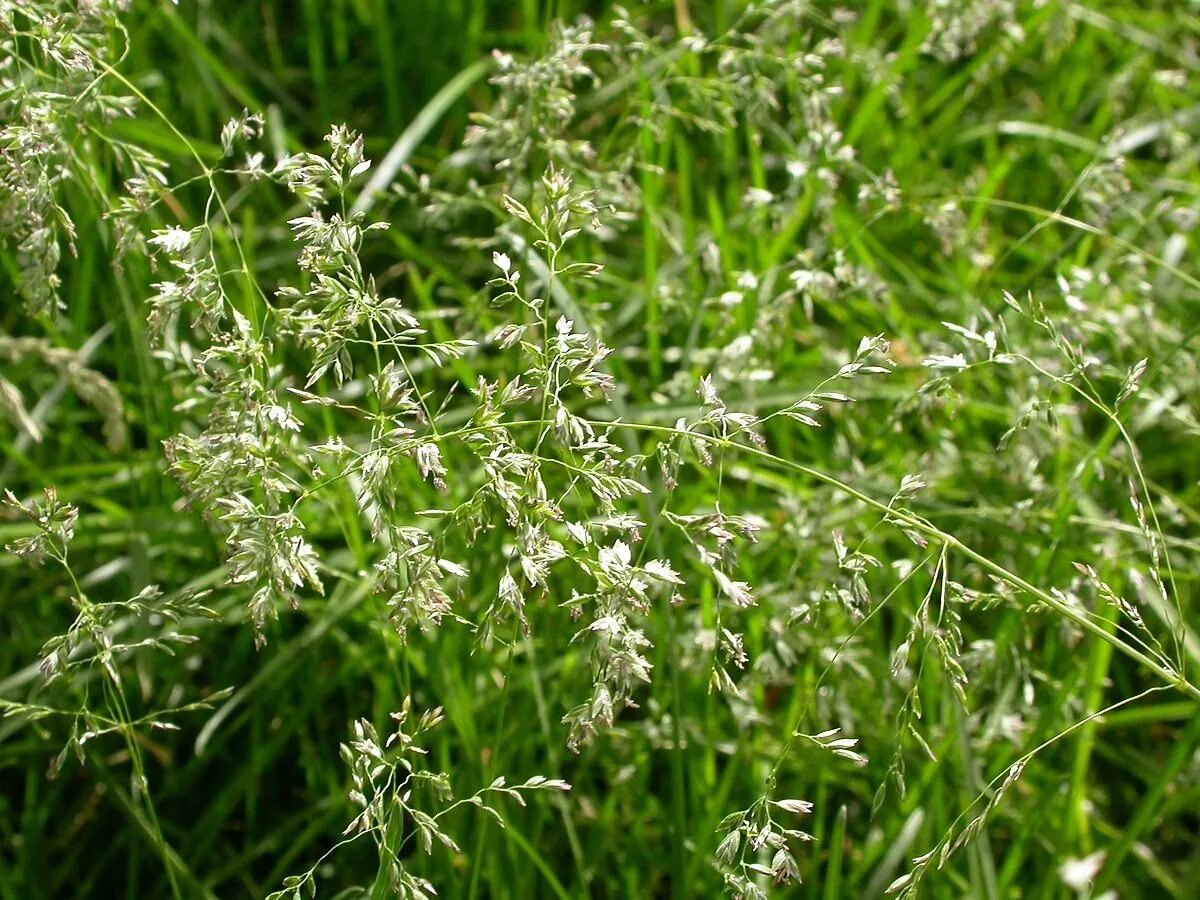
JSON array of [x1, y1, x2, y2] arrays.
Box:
[[269, 699, 570, 900], [3, 487, 223, 784], [4, 2, 1199, 898], [0, 0, 163, 316], [465, 20, 609, 182]]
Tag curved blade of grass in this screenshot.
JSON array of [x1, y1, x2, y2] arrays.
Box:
[[351, 57, 494, 218]]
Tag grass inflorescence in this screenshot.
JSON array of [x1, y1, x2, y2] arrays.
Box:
[[3, 1, 1200, 898]]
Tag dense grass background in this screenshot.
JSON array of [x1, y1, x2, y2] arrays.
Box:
[[3, 1, 1200, 898]]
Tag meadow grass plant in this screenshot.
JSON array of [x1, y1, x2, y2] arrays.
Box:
[[3, 1, 1200, 897]]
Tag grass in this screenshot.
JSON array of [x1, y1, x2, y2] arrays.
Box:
[[2, 0, 1200, 898]]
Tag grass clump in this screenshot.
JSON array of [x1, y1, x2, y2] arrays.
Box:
[[3, 1, 1200, 898]]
